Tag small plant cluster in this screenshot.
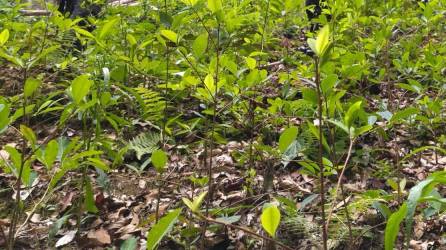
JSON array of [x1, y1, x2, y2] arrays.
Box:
[[0, 0, 445, 249]]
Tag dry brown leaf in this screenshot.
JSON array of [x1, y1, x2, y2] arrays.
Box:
[[87, 228, 111, 246]]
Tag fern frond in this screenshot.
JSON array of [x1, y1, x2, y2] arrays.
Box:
[[133, 87, 165, 121], [128, 131, 160, 160]]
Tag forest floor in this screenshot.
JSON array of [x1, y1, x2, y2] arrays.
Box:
[[1, 57, 445, 250]]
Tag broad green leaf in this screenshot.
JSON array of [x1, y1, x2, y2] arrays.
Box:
[[72, 150, 103, 161], [278, 126, 298, 153], [70, 74, 93, 104], [344, 101, 362, 127], [84, 177, 99, 213], [44, 139, 59, 170], [147, 209, 181, 250], [404, 176, 437, 247], [0, 29, 9, 46], [151, 149, 168, 173], [208, 0, 222, 13], [384, 203, 407, 250], [245, 57, 256, 70], [308, 25, 331, 57], [24, 78, 41, 98], [307, 38, 316, 55], [88, 158, 110, 171], [192, 33, 208, 58], [390, 107, 418, 123], [321, 74, 338, 95], [73, 27, 95, 39], [204, 74, 216, 95], [261, 204, 281, 238], [99, 18, 119, 39], [160, 30, 178, 44], [0, 103, 10, 133], [5, 146, 21, 173], [21, 160, 32, 187], [327, 119, 349, 135], [354, 125, 373, 137], [20, 125, 36, 146]]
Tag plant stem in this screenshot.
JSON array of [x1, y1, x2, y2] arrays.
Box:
[[155, 174, 162, 222], [326, 138, 354, 232], [314, 57, 328, 250], [7, 67, 28, 250]]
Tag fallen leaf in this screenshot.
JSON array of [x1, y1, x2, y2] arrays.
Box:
[[55, 230, 77, 248], [87, 228, 111, 246], [60, 192, 75, 212]]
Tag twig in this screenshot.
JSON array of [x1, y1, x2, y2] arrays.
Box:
[[19, 10, 51, 16], [326, 138, 354, 230], [14, 178, 68, 238]]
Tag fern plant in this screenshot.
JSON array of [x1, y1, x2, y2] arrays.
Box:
[[126, 131, 160, 173], [133, 87, 165, 121]]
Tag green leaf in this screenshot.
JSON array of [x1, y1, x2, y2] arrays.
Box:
[[245, 57, 257, 70], [88, 158, 110, 172], [278, 126, 298, 153], [99, 18, 120, 39], [24, 78, 41, 98], [146, 209, 181, 250], [160, 30, 178, 44], [204, 74, 216, 95], [0, 103, 10, 133], [0, 29, 9, 46], [192, 33, 208, 58], [321, 74, 338, 95], [159, 12, 173, 27], [261, 204, 281, 238], [120, 236, 137, 250], [73, 27, 95, 39], [384, 203, 407, 250], [20, 125, 36, 146], [151, 149, 168, 173], [49, 214, 71, 242], [307, 38, 316, 55], [5, 146, 21, 173], [344, 101, 362, 127], [182, 197, 194, 211], [390, 107, 418, 123], [316, 25, 330, 56], [327, 119, 349, 135], [182, 191, 208, 213], [308, 25, 331, 57], [208, 0, 222, 13], [354, 125, 373, 137], [44, 139, 59, 170], [126, 34, 137, 46], [84, 177, 99, 213], [70, 74, 93, 104], [404, 176, 437, 247]]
